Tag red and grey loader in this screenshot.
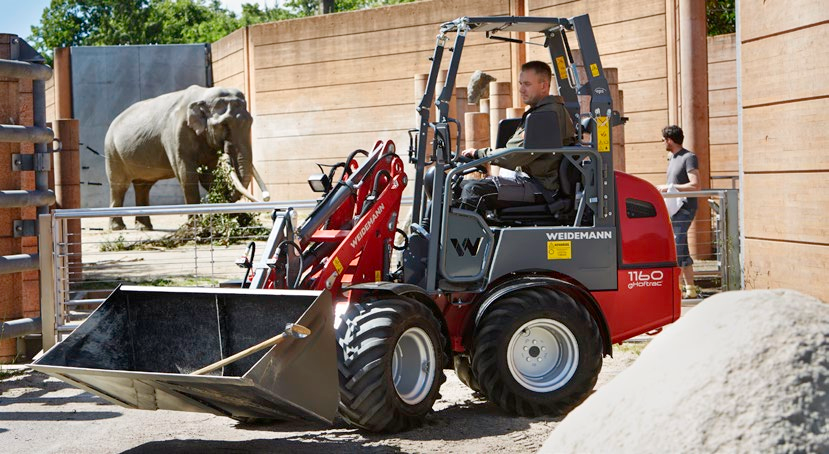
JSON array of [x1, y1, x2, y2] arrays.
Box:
[[32, 14, 681, 432]]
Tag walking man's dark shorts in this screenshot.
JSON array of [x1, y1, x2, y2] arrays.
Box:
[[671, 206, 696, 267]]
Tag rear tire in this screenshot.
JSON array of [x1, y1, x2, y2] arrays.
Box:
[[471, 287, 602, 417], [337, 297, 446, 432]]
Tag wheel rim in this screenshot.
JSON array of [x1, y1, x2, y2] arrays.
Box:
[[392, 327, 436, 405], [507, 319, 579, 393]]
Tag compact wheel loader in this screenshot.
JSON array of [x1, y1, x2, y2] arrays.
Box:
[[32, 15, 681, 432]]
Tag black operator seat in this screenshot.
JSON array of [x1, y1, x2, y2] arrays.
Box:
[[492, 110, 582, 226]]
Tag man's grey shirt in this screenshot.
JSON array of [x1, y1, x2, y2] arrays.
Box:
[[666, 148, 698, 211]]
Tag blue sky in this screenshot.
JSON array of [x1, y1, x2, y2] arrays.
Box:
[[1, 1, 265, 42]]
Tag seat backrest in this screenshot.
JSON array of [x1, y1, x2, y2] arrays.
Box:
[[496, 118, 522, 149], [558, 155, 582, 198], [524, 111, 563, 149]]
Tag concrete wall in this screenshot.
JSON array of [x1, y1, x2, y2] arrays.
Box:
[[739, 0, 829, 301]]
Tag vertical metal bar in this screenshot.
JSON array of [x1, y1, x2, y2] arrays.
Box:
[[32, 79, 50, 219], [38, 213, 56, 350], [571, 14, 614, 226], [724, 189, 741, 290], [425, 162, 445, 293], [412, 37, 446, 225], [57, 218, 69, 329], [436, 31, 465, 123], [546, 29, 580, 122]]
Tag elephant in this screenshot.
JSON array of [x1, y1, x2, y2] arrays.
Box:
[[104, 85, 269, 231]]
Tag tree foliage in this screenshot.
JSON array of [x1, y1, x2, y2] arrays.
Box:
[[706, 0, 735, 36], [28, 0, 417, 63]]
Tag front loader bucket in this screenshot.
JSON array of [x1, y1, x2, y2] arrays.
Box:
[[30, 286, 338, 424]]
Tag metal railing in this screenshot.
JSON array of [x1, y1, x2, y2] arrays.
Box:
[[39, 201, 319, 348], [0, 37, 54, 343], [663, 189, 740, 300], [38, 191, 737, 345]]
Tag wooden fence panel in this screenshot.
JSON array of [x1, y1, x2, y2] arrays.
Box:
[[743, 97, 829, 173], [741, 3, 829, 299]]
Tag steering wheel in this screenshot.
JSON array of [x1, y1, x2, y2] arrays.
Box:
[[449, 154, 489, 195]]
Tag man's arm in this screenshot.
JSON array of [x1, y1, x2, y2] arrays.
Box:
[[658, 169, 700, 192]]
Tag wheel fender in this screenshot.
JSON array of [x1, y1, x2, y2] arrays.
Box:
[[345, 282, 450, 361], [474, 276, 612, 356]]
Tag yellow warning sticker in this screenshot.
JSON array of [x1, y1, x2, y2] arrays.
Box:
[[590, 63, 600, 77], [547, 241, 572, 260], [555, 56, 568, 79], [596, 116, 610, 152], [375, 270, 381, 282], [333, 256, 344, 274]]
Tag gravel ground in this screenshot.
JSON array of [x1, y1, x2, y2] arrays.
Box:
[[0, 345, 643, 454]]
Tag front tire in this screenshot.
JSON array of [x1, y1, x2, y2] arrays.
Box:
[[471, 287, 602, 417], [337, 297, 446, 432]]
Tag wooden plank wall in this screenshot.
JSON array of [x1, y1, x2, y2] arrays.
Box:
[[526, 0, 669, 188], [213, 0, 747, 200], [740, 0, 829, 301], [707, 33, 737, 189], [244, 0, 514, 200], [212, 27, 248, 94]]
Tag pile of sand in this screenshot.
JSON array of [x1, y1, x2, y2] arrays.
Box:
[[541, 289, 829, 453]]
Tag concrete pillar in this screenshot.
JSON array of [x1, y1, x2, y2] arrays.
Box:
[[479, 98, 489, 114], [414, 73, 434, 153], [54, 119, 82, 281], [506, 107, 525, 119], [465, 112, 490, 150], [509, 0, 527, 108], [489, 82, 511, 149], [679, 0, 711, 259], [465, 111, 491, 178], [53, 47, 72, 119], [666, 0, 680, 125]]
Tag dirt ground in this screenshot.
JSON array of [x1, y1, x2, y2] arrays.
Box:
[[0, 345, 643, 454]]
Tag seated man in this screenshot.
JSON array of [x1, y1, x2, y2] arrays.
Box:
[[458, 60, 576, 213]]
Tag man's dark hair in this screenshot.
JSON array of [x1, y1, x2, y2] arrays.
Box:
[[662, 125, 684, 145], [521, 60, 552, 83]]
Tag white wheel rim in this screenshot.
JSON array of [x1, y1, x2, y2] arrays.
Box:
[[507, 319, 579, 392], [392, 327, 436, 405]]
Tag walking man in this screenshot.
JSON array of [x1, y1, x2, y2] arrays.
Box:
[[657, 125, 700, 298]]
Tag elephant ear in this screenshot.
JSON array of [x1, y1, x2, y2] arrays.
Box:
[[187, 100, 208, 136]]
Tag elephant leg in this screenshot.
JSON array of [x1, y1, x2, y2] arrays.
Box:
[[109, 181, 129, 231], [133, 180, 155, 231]]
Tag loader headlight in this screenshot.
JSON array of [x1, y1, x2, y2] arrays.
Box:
[[308, 173, 331, 193]]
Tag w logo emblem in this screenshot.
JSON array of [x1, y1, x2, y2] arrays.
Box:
[[451, 237, 482, 257]]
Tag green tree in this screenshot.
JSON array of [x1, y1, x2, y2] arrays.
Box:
[[28, 0, 415, 63], [706, 0, 735, 35], [28, 0, 240, 62]]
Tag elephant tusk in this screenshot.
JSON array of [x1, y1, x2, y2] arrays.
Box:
[[251, 164, 270, 201], [227, 163, 262, 202]]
